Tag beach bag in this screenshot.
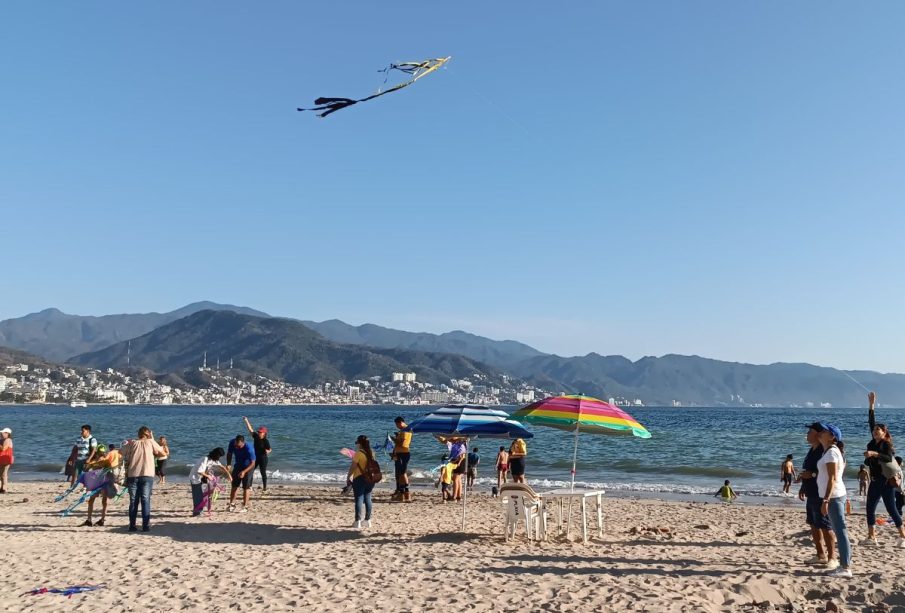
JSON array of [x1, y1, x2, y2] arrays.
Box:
[[362, 457, 382, 485], [880, 459, 903, 486], [0, 447, 13, 466]]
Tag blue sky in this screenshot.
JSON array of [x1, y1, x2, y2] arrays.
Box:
[[2, 2, 904, 373]]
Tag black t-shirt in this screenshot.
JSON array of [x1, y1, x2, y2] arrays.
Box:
[[801, 446, 822, 499], [253, 432, 271, 461]]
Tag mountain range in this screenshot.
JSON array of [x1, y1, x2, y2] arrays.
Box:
[[3, 302, 905, 406], [69, 310, 508, 388], [0, 302, 268, 362]]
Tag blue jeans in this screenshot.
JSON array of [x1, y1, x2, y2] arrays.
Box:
[[826, 496, 851, 567], [352, 476, 373, 522], [127, 476, 154, 529], [866, 478, 903, 528]]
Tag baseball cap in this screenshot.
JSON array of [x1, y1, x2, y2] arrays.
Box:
[[805, 422, 825, 432], [0, 427, 11, 435], [824, 423, 843, 442], [258, 426, 268, 435]]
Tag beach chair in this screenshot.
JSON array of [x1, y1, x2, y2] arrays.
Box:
[[500, 483, 546, 541]]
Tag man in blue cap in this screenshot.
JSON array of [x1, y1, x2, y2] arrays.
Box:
[[798, 422, 836, 568]]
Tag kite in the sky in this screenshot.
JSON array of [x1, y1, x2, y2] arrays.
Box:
[[297, 57, 450, 118]]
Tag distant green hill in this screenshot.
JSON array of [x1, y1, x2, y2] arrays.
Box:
[[300, 319, 544, 370], [70, 310, 507, 387], [0, 302, 269, 361], [513, 352, 905, 406]]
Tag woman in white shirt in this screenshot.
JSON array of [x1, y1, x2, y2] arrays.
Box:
[[816, 423, 851, 578], [189, 448, 231, 516]]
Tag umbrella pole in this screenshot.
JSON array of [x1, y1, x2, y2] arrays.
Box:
[[570, 425, 580, 492], [462, 438, 469, 531]]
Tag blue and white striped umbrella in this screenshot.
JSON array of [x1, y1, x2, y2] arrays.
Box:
[[406, 404, 534, 439], [406, 404, 532, 531]]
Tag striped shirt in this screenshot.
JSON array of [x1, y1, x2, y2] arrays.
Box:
[[75, 435, 97, 460]]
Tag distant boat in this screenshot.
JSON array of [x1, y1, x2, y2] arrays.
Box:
[[70, 400, 87, 408]]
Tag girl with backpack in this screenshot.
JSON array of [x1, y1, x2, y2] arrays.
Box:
[[346, 435, 380, 529]]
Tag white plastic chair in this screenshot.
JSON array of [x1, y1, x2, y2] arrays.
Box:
[[500, 483, 546, 541]]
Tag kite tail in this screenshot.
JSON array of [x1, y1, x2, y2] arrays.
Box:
[[54, 483, 79, 503], [60, 486, 104, 517]]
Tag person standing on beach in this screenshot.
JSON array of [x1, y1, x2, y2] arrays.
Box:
[[799, 423, 835, 567], [862, 392, 905, 547], [68, 425, 98, 485], [346, 434, 377, 529], [83, 444, 121, 526], [816, 423, 852, 578], [124, 426, 165, 532], [857, 465, 870, 497], [509, 438, 527, 484], [226, 434, 256, 513], [781, 455, 796, 494], [496, 446, 510, 489], [0, 427, 14, 493], [189, 447, 230, 516], [155, 436, 170, 485], [466, 446, 480, 489], [243, 417, 272, 494], [390, 416, 412, 502]]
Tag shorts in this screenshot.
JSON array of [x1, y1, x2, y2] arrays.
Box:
[[232, 470, 254, 489], [509, 457, 526, 477], [783, 475, 792, 485], [74, 460, 87, 475], [156, 459, 167, 477], [452, 460, 467, 475], [441, 483, 450, 493], [394, 453, 410, 478], [497, 464, 508, 473], [467, 467, 477, 478], [805, 496, 831, 530]]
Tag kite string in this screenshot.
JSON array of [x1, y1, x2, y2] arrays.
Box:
[[441, 66, 535, 139], [840, 369, 872, 394]]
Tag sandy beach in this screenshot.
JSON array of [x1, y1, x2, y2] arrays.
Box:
[[2, 482, 904, 612]]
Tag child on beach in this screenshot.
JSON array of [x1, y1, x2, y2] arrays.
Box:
[[714, 480, 738, 502], [781, 455, 796, 494], [83, 444, 121, 526], [437, 457, 454, 502], [156, 436, 170, 485], [496, 446, 509, 489], [189, 447, 231, 516], [858, 464, 870, 497]]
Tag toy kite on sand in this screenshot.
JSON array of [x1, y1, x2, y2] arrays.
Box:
[[192, 476, 224, 516], [297, 57, 450, 118], [22, 585, 105, 598]]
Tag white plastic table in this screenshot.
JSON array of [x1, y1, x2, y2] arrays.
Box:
[[538, 489, 605, 544]]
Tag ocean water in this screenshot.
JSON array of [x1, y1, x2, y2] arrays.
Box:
[[1, 404, 899, 499]]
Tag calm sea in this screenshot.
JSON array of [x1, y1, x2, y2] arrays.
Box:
[[1, 404, 899, 499]]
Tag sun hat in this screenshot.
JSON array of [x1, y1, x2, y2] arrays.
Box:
[[824, 423, 843, 442], [0, 427, 11, 435]]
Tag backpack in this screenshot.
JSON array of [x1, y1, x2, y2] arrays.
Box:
[[362, 456, 382, 485]]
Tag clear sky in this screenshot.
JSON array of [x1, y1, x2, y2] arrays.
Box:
[[2, 2, 904, 373]]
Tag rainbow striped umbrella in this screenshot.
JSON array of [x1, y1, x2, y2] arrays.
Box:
[[512, 394, 650, 489]]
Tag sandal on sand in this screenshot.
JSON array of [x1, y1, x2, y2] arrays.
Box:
[[96, 518, 105, 526], [81, 519, 93, 527]]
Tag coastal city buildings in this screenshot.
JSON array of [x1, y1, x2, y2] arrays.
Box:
[[0, 361, 549, 406]]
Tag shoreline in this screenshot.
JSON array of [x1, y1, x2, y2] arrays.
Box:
[[5, 472, 869, 510]]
